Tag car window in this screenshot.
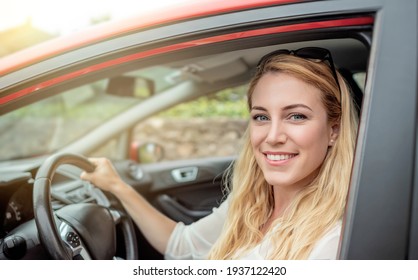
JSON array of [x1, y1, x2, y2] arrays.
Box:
[[135, 84, 249, 162], [93, 84, 250, 162], [353, 72, 366, 91], [0, 66, 183, 161], [0, 80, 135, 161]]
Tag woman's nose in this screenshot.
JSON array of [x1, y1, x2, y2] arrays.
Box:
[[265, 121, 287, 145]]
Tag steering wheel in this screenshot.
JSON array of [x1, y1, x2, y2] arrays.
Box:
[[33, 153, 138, 260]]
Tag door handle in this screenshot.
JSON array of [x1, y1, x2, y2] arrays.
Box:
[[171, 167, 198, 183]]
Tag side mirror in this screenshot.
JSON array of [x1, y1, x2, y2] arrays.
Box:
[[130, 142, 164, 163]]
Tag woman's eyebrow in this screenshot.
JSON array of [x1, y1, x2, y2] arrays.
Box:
[[251, 106, 267, 111], [251, 104, 313, 112], [282, 104, 313, 112]]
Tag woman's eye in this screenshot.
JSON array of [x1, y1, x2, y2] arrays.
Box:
[[253, 114, 269, 121], [289, 114, 307, 121]]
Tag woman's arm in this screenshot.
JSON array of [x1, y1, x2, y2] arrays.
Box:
[[80, 157, 176, 254]]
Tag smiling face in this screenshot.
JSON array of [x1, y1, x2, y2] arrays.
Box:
[[250, 71, 338, 191]]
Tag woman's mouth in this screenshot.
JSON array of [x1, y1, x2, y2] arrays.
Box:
[[264, 153, 298, 164]]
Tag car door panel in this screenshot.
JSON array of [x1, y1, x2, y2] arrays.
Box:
[[146, 157, 232, 224], [115, 156, 232, 223], [114, 156, 232, 259]]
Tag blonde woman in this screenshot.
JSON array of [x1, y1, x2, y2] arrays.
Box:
[[81, 47, 358, 259]]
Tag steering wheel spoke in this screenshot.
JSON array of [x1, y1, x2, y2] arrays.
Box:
[[58, 219, 92, 260]]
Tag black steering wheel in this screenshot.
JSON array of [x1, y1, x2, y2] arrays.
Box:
[[33, 153, 138, 260]]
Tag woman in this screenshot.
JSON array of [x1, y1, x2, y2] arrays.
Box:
[[81, 47, 359, 259]]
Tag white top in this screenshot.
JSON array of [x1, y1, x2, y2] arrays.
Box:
[[165, 199, 342, 260]]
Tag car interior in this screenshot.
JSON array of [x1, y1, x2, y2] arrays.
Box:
[[0, 28, 371, 259]]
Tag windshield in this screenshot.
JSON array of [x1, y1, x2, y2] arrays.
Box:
[[0, 66, 182, 161]]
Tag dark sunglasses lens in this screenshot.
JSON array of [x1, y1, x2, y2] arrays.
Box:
[[295, 47, 329, 60]]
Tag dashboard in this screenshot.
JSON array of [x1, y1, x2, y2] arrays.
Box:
[[0, 160, 128, 260], [0, 165, 109, 240], [0, 172, 33, 238]]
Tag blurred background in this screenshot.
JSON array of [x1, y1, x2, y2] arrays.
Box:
[[0, 0, 187, 57], [0, 0, 250, 162]]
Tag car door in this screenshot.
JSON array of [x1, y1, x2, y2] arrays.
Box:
[[122, 0, 417, 260], [338, 0, 418, 260], [4, 0, 415, 260], [72, 1, 375, 259], [74, 1, 375, 259]]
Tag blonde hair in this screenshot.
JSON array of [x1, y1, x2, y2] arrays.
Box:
[[208, 54, 359, 259]]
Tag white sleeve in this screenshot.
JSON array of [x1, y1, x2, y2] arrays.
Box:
[[164, 199, 229, 260], [308, 221, 342, 260]]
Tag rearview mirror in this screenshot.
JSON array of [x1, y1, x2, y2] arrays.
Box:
[[106, 76, 155, 98]]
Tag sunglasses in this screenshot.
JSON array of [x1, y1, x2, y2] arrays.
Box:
[[257, 47, 341, 93]]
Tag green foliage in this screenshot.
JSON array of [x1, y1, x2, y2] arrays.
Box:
[[159, 85, 250, 119]]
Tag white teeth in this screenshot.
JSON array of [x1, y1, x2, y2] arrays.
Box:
[[266, 154, 295, 161]]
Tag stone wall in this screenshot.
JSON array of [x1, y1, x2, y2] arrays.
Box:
[[133, 117, 248, 161], [0, 117, 248, 161]]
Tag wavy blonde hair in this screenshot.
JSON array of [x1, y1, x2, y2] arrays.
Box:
[[208, 54, 359, 259]]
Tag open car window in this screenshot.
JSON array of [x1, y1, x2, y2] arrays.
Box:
[[0, 66, 183, 161]]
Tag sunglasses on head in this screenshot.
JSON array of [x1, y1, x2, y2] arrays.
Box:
[[257, 47, 341, 93]]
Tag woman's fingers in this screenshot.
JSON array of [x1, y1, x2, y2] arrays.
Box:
[[80, 157, 122, 193]]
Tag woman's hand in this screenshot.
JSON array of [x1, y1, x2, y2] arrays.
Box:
[[81, 158, 176, 255], [80, 157, 127, 195]]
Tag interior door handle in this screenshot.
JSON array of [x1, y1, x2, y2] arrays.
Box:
[[171, 167, 198, 183]]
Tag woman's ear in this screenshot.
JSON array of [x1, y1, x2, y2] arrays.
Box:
[[329, 123, 340, 146]]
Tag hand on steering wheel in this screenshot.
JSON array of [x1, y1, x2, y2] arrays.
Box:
[[33, 153, 138, 260]]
